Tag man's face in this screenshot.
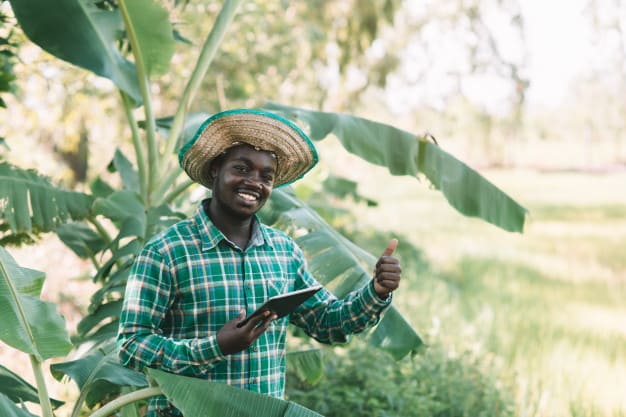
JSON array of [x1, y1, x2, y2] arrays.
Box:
[[210, 145, 277, 219]]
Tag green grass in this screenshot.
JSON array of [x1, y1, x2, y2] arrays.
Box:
[[304, 161, 626, 417]]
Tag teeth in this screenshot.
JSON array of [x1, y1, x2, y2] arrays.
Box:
[[238, 192, 257, 201]]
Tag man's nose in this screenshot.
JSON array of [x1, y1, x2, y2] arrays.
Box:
[[244, 172, 264, 189]]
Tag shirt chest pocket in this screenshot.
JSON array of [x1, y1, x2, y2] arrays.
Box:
[[255, 263, 290, 299], [263, 271, 287, 298]]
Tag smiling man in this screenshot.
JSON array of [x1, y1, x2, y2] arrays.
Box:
[[116, 109, 402, 417]]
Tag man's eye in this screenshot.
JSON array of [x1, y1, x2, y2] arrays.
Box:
[[233, 165, 248, 173]]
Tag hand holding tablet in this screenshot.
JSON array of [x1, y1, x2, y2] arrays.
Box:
[[236, 285, 323, 328]]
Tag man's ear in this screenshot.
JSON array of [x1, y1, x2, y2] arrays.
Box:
[[203, 161, 219, 187]]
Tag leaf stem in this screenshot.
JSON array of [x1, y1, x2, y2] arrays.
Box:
[[88, 217, 112, 245], [120, 90, 148, 203], [163, 178, 195, 205], [153, 165, 183, 204], [0, 253, 40, 360], [88, 387, 163, 417], [160, 0, 244, 172], [118, 0, 159, 205], [29, 355, 54, 417]]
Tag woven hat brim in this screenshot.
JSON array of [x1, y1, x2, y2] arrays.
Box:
[[180, 110, 318, 189]]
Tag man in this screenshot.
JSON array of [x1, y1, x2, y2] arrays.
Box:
[[117, 109, 401, 417]]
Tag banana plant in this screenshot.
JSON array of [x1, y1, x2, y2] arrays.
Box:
[[0, 248, 326, 417], [0, 0, 527, 416]]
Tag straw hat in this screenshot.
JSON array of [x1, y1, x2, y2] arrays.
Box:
[[179, 109, 318, 188]]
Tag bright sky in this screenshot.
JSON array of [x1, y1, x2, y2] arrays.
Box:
[[383, 0, 599, 116], [521, 0, 593, 107]]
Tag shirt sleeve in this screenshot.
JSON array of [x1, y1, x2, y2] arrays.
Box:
[[116, 245, 225, 378], [288, 244, 392, 344]]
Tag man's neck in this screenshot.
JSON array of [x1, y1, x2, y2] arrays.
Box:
[[204, 199, 253, 249]]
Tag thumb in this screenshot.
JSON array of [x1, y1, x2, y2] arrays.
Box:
[[381, 238, 398, 257]]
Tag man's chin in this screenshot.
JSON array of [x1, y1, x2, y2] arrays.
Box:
[[231, 200, 266, 218]]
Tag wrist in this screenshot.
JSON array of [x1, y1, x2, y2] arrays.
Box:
[[371, 279, 392, 301]]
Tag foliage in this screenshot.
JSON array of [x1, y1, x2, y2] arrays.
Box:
[[0, 365, 63, 409], [0, 4, 18, 109], [286, 342, 515, 417], [149, 368, 324, 417], [0, 162, 93, 244], [0, 0, 528, 416], [264, 102, 527, 232]]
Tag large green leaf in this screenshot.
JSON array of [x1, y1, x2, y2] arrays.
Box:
[[260, 188, 423, 359], [77, 300, 122, 337], [56, 222, 106, 259], [90, 261, 132, 306], [0, 247, 73, 360], [8, 0, 142, 103], [286, 349, 323, 385], [148, 368, 323, 417], [0, 365, 63, 408], [111, 149, 140, 193], [93, 190, 146, 238], [0, 394, 37, 417], [0, 162, 93, 234], [123, 0, 175, 76], [264, 103, 527, 233], [51, 345, 147, 408]]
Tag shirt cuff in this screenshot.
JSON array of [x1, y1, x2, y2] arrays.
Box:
[[196, 335, 226, 366], [364, 280, 393, 309]]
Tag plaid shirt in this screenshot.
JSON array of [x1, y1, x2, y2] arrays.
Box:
[[117, 202, 391, 417]]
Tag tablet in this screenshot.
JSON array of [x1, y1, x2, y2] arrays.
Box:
[[236, 285, 323, 328]]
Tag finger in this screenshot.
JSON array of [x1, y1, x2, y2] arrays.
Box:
[[376, 263, 401, 281], [376, 271, 401, 282], [251, 314, 277, 338], [376, 278, 400, 291], [376, 263, 401, 272], [260, 313, 277, 330], [234, 310, 248, 328], [381, 238, 398, 257], [245, 310, 271, 329]]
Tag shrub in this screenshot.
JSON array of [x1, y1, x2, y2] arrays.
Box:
[[286, 341, 515, 417]]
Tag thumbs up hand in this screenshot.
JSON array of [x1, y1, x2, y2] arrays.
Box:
[[373, 238, 402, 300]]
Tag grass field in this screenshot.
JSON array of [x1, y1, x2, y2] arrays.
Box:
[[330, 162, 626, 417]]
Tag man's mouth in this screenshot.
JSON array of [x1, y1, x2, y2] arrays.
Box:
[[237, 190, 260, 202]]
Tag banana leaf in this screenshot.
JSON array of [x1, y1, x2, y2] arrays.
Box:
[[93, 191, 146, 239], [56, 222, 106, 260], [111, 149, 140, 194], [0, 365, 63, 409], [0, 247, 72, 360], [77, 300, 123, 337], [123, 0, 175, 77], [148, 368, 323, 417], [0, 162, 93, 234], [264, 102, 527, 233], [51, 345, 147, 408], [260, 188, 423, 359], [8, 0, 142, 103], [286, 349, 323, 385], [0, 394, 37, 417]]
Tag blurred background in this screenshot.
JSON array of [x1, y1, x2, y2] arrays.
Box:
[[1, 1, 625, 416]]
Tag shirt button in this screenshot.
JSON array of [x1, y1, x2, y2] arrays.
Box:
[[253, 346, 258, 352]]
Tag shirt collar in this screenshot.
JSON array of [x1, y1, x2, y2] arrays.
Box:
[[194, 201, 273, 251]]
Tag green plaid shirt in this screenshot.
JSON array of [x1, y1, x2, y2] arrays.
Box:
[[117, 202, 391, 416]]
